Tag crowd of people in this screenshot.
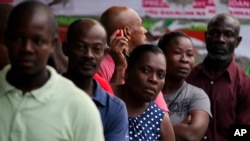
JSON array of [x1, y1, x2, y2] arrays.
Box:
[[1, 1, 250, 141]]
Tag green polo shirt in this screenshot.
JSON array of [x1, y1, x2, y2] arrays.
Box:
[[0, 65, 104, 141]]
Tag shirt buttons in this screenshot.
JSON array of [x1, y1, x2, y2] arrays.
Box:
[[203, 136, 207, 140]]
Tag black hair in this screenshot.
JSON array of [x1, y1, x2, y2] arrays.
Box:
[[127, 44, 164, 68], [158, 31, 193, 53], [7, 0, 58, 38], [66, 19, 83, 43]]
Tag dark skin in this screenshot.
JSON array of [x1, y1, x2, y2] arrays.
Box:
[[6, 8, 57, 94], [63, 19, 107, 96], [163, 37, 195, 94], [162, 36, 209, 141], [204, 14, 242, 79], [113, 51, 175, 141], [100, 6, 147, 84]]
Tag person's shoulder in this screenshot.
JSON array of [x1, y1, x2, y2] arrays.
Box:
[[186, 83, 210, 100], [0, 65, 9, 90], [232, 63, 250, 84], [95, 81, 126, 110], [187, 83, 206, 94], [0, 65, 8, 79], [47, 66, 92, 102], [94, 74, 114, 94], [151, 102, 165, 113], [106, 91, 126, 107]]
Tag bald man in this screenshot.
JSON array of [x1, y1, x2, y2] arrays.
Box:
[[97, 6, 169, 112], [62, 18, 129, 141], [187, 13, 250, 141], [97, 6, 147, 84]]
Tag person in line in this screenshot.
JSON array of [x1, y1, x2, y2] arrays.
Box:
[[62, 18, 129, 141], [98, 5, 169, 112], [112, 44, 175, 141], [0, 1, 104, 141], [0, 3, 68, 73], [0, 3, 13, 69], [98, 6, 147, 84], [187, 13, 250, 141], [158, 31, 212, 141]]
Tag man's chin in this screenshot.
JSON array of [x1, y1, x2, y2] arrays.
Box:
[[208, 54, 232, 62]]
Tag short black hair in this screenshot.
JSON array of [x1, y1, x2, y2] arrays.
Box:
[[66, 19, 83, 44], [7, 0, 58, 38], [158, 31, 193, 53], [127, 44, 164, 68]]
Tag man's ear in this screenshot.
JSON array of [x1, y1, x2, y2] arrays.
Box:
[[123, 26, 131, 41], [50, 36, 59, 53], [236, 36, 242, 48], [62, 41, 69, 57], [104, 47, 109, 57]]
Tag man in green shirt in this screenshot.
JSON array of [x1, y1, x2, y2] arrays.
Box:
[[0, 1, 104, 141]]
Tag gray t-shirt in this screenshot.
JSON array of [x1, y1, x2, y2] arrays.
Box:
[[164, 81, 212, 125]]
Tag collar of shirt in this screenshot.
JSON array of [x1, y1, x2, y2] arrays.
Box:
[[0, 65, 59, 104], [197, 59, 238, 82], [92, 79, 108, 106]]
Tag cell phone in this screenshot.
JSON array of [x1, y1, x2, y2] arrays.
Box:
[[116, 29, 124, 37]]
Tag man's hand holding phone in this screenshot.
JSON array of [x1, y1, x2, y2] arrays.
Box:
[[116, 29, 124, 37], [109, 29, 129, 68]]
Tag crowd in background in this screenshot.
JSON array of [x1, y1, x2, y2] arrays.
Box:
[[0, 1, 250, 141]]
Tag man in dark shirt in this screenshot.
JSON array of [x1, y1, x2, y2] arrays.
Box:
[[187, 13, 250, 141], [62, 18, 129, 141]]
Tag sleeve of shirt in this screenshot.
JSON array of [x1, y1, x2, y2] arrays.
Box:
[[236, 76, 250, 124], [105, 101, 129, 141], [189, 87, 212, 118], [154, 91, 169, 112], [71, 92, 105, 141]]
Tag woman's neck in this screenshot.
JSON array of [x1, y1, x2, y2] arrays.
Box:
[[162, 78, 184, 94], [116, 85, 149, 117]]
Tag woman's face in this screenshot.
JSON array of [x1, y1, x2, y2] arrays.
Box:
[[165, 37, 194, 80], [126, 52, 166, 102]]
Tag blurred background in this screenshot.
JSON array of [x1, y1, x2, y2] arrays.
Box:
[[4, 0, 250, 71]]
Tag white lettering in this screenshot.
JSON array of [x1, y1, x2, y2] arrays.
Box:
[[234, 129, 247, 136]]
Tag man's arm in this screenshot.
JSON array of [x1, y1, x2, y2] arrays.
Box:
[[236, 76, 250, 123], [72, 93, 104, 141], [108, 30, 129, 84], [105, 101, 129, 141], [160, 113, 175, 141]]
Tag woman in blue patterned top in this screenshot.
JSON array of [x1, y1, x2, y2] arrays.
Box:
[[112, 44, 175, 141]]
